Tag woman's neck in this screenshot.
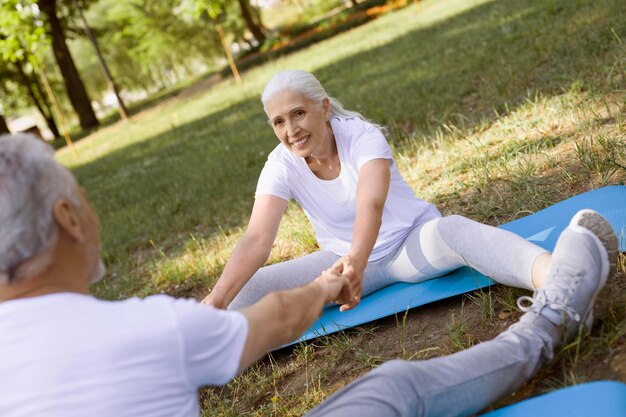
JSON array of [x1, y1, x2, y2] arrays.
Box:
[[306, 123, 340, 180]]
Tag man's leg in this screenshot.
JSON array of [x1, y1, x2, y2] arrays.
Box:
[[306, 313, 558, 417], [307, 210, 617, 417]]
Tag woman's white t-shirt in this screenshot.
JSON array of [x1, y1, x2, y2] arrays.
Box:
[[256, 117, 441, 261]]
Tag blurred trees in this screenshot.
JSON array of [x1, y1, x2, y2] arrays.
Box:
[[0, 0, 63, 136], [1, 0, 268, 135], [0, 58, 61, 137], [88, 0, 222, 91], [236, 0, 266, 43], [38, 0, 99, 129], [0, 113, 9, 134], [72, 0, 127, 120]]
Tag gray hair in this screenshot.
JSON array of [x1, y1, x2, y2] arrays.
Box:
[[0, 134, 81, 285], [261, 70, 385, 131]]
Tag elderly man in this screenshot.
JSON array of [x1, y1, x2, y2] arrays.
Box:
[[0, 133, 617, 417]]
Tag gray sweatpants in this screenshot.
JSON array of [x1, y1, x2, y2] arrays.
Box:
[[228, 215, 547, 310], [304, 312, 560, 417]]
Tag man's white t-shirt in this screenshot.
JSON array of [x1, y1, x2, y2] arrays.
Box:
[[256, 117, 441, 260], [0, 293, 248, 417]]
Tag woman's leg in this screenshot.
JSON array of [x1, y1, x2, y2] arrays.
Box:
[[229, 251, 402, 310], [361, 261, 399, 298], [386, 216, 549, 290], [228, 251, 340, 310], [305, 209, 614, 417]]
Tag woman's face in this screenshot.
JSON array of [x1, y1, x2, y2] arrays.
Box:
[[266, 89, 331, 158]]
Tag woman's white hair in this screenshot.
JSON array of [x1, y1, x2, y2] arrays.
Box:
[[261, 70, 385, 131], [0, 134, 81, 285]]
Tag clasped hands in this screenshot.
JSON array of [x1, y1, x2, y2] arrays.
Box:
[[204, 255, 366, 311], [315, 255, 366, 312]]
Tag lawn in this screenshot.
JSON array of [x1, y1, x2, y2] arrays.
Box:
[[57, 0, 626, 414]]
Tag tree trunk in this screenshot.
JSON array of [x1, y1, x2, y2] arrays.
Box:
[[250, 3, 267, 32], [0, 113, 10, 135], [72, 0, 128, 120], [14, 61, 61, 138], [237, 0, 266, 43], [39, 0, 99, 130]]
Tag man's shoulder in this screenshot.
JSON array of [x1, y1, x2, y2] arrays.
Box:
[[36, 293, 198, 322], [113, 294, 203, 319]]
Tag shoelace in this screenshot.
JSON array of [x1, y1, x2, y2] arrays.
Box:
[[516, 263, 583, 324], [516, 292, 581, 323]]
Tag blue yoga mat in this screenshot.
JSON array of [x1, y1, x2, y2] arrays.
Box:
[[293, 185, 626, 344], [481, 380, 626, 416]]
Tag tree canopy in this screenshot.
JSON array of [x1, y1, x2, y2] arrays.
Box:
[[1, 0, 268, 135]]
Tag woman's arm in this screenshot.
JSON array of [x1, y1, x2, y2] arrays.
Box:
[[339, 158, 391, 311], [202, 195, 288, 309]]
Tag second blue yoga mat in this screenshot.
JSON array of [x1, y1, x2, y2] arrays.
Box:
[[292, 185, 626, 345], [481, 380, 626, 416]]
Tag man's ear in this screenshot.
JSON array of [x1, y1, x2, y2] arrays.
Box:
[[53, 200, 85, 242]]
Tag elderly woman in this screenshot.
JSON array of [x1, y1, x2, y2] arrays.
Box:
[[203, 70, 552, 311]]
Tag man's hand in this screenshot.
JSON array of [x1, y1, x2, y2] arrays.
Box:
[[238, 264, 350, 370], [314, 265, 350, 306], [201, 291, 226, 309], [332, 255, 366, 312]]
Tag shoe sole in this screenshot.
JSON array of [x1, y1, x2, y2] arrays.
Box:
[[569, 209, 619, 327]]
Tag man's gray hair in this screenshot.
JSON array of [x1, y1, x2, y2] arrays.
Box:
[[0, 134, 81, 285]]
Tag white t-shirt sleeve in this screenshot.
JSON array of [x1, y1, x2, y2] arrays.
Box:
[[255, 158, 292, 201], [346, 119, 393, 170], [169, 298, 249, 386]]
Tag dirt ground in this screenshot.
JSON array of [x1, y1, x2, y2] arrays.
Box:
[[216, 264, 625, 414]]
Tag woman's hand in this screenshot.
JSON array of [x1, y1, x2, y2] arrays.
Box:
[[315, 265, 351, 306], [200, 195, 288, 310], [332, 255, 367, 311]]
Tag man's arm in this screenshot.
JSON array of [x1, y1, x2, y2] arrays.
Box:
[[237, 268, 348, 371]]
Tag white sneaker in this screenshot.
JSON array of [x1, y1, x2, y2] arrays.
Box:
[[518, 209, 618, 340]]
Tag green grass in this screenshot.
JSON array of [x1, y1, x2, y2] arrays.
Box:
[[56, 0, 625, 414]]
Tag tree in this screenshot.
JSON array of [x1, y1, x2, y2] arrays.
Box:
[[192, 0, 244, 83], [0, 113, 10, 134], [82, 0, 224, 96], [72, 0, 127, 120], [0, 1, 61, 137], [236, 0, 265, 44], [38, 0, 99, 130], [12, 59, 61, 137]]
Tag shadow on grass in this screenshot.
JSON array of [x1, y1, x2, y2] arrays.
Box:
[[49, 70, 225, 149], [72, 0, 624, 286], [72, 97, 271, 265]]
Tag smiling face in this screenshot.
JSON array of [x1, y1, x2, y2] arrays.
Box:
[[266, 89, 332, 158]]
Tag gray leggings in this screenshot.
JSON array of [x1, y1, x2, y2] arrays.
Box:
[[304, 312, 560, 417], [228, 215, 547, 310]]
